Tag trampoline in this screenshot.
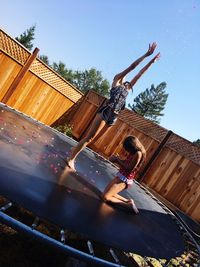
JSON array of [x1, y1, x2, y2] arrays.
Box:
[[0, 102, 199, 267]]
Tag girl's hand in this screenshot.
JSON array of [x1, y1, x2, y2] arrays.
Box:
[[146, 42, 157, 56], [152, 52, 161, 62]]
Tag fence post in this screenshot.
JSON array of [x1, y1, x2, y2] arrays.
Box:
[[1, 47, 40, 104], [138, 130, 173, 183]]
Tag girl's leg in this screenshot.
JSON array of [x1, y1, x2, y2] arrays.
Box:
[[67, 113, 107, 169], [113, 194, 139, 213], [103, 177, 139, 213], [113, 193, 129, 202], [129, 199, 139, 214], [102, 177, 132, 210], [89, 123, 110, 146]]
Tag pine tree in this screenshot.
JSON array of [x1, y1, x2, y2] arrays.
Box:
[[39, 55, 50, 66], [15, 25, 36, 51], [52, 63, 110, 97], [193, 139, 200, 147], [14, 27, 112, 97], [128, 82, 168, 124], [52, 61, 74, 84]]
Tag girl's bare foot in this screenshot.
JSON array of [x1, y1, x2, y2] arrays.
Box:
[[128, 199, 139, 214], [66, 158, 75, 170]]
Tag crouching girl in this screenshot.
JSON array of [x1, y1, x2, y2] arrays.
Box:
[[102, 136, 146, 214]]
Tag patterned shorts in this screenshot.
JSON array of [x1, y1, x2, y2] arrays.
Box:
[[116, 171, 134, 187], [98, 106, 118, 126]]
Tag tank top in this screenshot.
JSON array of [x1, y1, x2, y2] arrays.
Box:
[[107, 85, 128, 113], [119, 152, 142, 180]]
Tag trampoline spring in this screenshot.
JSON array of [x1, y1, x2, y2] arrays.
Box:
[[87, 240, 94, 256], [184, 246, 198, 256], [190, 250, 200, 258], [31, 216, 40, 229], [177, 260, 190, 267], [183, 237, 196, 247], [162, 259, 171, 267], [184, 252, 199, 261], [60, 229, 65, 244], [109, 248, 120, 265], [0, 202, 12, 211], [143, 257, 153, 267]]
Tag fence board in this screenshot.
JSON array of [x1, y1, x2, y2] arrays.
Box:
[[177, 167, 200, 211], [71, 101, 98, 139], [0, 29, 82, 126], [0, 53, 21, 99]]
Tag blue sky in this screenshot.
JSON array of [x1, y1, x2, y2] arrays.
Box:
[[1, 0, 199, 142]]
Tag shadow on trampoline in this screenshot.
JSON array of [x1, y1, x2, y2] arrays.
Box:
[[0, 162, 186, 259]]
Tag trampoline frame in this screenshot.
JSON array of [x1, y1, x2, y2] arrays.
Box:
[[0, 200, 124, 267], [1, 194, 200, 267]]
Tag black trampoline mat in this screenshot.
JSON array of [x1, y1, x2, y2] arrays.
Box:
[[0, 103, 185, 259]]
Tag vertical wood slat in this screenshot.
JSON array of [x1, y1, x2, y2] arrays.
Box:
[[0, 49, 82, 126], [79, 97, 107, 140], [1, 48, 39, 103], [0, 60, 75, 126], [138, 130, 173, 182], [0, 53, 21, 100], [69, 90, 106, 140], [0, 28, 82, 125]]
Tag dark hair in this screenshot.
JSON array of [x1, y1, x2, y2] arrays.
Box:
[[123, 81, 133, 92], [123, 136, 138, 154], [123, 81, 132, 87], [123, 135, 146, 169]]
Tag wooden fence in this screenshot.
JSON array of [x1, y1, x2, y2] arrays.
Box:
[[0, 28, 83, 125], [57, 90, 200, 223], [0, 28, 199, 223]]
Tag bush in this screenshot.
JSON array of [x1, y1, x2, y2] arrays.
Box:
[[54, 124, 73, 137]]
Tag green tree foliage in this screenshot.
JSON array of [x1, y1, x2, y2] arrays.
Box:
[[16, 26, 110, 96], [15, 25, 36, 51], [51, 62, 110, 96], [193, 139, 200, 147], [128, 82, 168, 124], [72, 68, 110, 96], [54, 124, 73, 137], [52, 61, 74, 83], [39, 55, 50, 66]]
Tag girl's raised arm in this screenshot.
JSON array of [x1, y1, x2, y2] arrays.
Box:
[[129, 52, 161, 88], [112, 42, 157, 88]]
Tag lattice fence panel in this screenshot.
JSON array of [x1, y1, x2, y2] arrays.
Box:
[[30, 59, 82, 103], [166, 134, 200, 165], [119, 109, 168, 141], [0, 29, 30, 64], [119, 109, 200, 165], [0, 29, 83, 104]]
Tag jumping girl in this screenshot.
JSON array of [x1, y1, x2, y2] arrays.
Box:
[[67, 43, 159, 170]]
